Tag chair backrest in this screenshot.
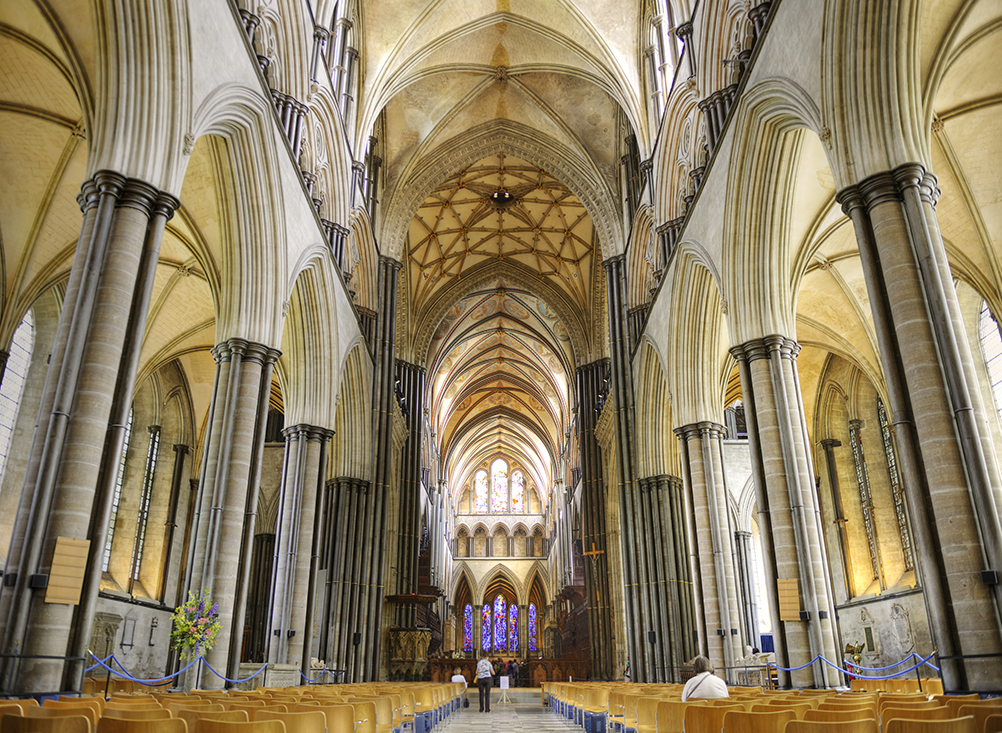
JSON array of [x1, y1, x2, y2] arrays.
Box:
[[101, 708, 173, 720], [44, 700, 104, 721], [0, 709, 21, 720], [193, 721, 287, 733], [958, 704, 1002, 733], [785, 721, 880, 733], [721, 709, 794, 733], [623, 694, 643, 721], [755, 702, 813, 720], [804, 708, 876, 722], [683, 704, 744, 733], [883, 716, 976, 733], [104, 704, 164, 712], [985, 713, 1002, 733], [4, 701, 38, 714], [177, 709, 247, 728], [29, 706, 99, 728], [923, 679, 945, 696], [165, 701, 215, 715], [2, 713, 91, 733], [309, 703, 355, 731], [637, 696, 661, 726], [251, 710, 325, 733], [350, 701, 376, 733], [96, 718, 186, 733], [885, 705, 952, 720]]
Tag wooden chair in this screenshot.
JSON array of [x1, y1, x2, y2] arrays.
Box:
[[923, 679, 945, 696], [635, 696, 661, 733], [29, 706, 99, 728], [103, 704, 164, 712], [250, 710, 325, 733], [350, 701, 377, 733], [0, 709, 22, 721], [101, 708, 173, 721], [2, 714, 91, 733], [984, 714, 1002, 733], [192, 722, 286, 733], [176, 709, 246, 729], [683, 704, 745, 733], [722, 709, 795, 732], [3, 702, 38, 714], [44, 700, 104, 722], [785, 721, 880, 733], [165, 701, 216, 716], [881, 706, 951, 723], [303, 703, 356, 733], [804, 709, 875, 723], [883, 717, 976, 733], [752, 703, 813, 720], [958, 704, 1002, 733], [96, 718, 186, 733]]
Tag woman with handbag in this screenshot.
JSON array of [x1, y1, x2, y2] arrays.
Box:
[[451, 667, 470, 709], [476, 655, 495, 712]]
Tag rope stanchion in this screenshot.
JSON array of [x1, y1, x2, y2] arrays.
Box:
[[200, 658, 268, 685], [820, 652, 937, 680]]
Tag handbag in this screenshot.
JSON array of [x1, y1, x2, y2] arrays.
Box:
[[463, 696, 470, 708]]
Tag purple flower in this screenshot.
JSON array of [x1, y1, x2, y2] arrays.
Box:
[[210, 602, 218, 616]]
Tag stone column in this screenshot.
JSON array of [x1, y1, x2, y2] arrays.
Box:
[[837, 167, 1002, 691], [654, 474, 698, 679], [820, 438, 853, 600], [0, 172, 178, 694], [675, 423, 743, 676], [194, 339, 280, 689], [473, 604, 482, 654], [394, 360, 426, 628], [603, 254, 650, 681], [730, 337, 839, 688], [576, 359, 613, 680], [158, 444, 190, 603], [734, 530, 760, 650], [676, 22, 695, 79]]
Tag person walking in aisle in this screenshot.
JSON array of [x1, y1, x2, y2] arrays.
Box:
[[476, 654, 495, 712]]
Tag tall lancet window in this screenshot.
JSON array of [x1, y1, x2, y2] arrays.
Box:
[[463, 604, 473, 651], [493, 594, 507, 651], [509, 605, 519, 651], [491, 459, 508, 512], [511, 470, 525, 513], [474, 470, 488, 513], [481, 604, 491, 652], [0, 309, 34, 483], [528, 603, 538, 652]]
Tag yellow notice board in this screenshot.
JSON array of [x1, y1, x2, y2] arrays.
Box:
[[777, 578, 801, 622], [45, 536, 90, 605]]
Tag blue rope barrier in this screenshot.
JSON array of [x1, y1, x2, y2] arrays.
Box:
[[300, 668, 329, 683], [84, 654, 114, 673], [768, 652, 939, 680], [201, 657, 268, 685], [824, 652, 937, 680], [842, 652, 936, 672], [767, 657, 821, 672], [912, 653, 940, 672], [86, 652, 199, 684]]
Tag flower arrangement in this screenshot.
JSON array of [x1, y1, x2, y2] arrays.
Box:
[[170, 589, 221, 659]]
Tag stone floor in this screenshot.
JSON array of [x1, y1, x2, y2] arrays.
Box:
[[446, 701, 565, 733]]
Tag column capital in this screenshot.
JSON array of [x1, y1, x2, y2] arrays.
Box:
[[730, 334, 799, 362], [602, 253, 626, 271], [313, 25, 330, 41], [212, 337, 281, 365], [675, 21, 693, 39], [173, 443, 190, 455], [820, 438, 842, 449], [379, 255, 403, 272]]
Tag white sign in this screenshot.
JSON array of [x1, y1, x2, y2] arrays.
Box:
[[500, 676, 510, 689]]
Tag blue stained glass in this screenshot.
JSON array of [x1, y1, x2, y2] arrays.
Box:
[[528, 603, 537, 652], [493, 595, 507, 651], [509, 605, 519, 652], [463, 604, 473, 652], [482, 605, 491, 651]]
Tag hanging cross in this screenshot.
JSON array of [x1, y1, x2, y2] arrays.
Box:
[[583, 542, 605, 602]]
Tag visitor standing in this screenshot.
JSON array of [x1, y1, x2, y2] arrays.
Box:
[[476, 655, 495, 713]]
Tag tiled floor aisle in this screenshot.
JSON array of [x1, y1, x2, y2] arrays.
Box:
[[447, 702, 568, 733]]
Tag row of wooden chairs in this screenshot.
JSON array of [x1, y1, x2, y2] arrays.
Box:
[[544, 680, 1001, 733]]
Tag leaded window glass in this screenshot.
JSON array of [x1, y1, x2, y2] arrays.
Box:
[[102, 408, 134, 573], [511, 470, 525, 513], [463, 604, 473, 651], [509, 605, 519, 651], [129, 425, 161, 584], [979, 300, 1002, 423], [491, 459, 508, 512], [0, 310, 33, 484], [848, 418, 883, 586], [877, 399, 914, 571], [528, 603, 538, 652], [474, 470, 488, 513], [493, 594, 507, 651], [481, 604, 491, 651]]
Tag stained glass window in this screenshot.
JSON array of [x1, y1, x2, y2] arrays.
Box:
[[511, 470, 525, 513], [509, 605, 519, 652], [528, 603, 538, 652], [481, 604, 491, 651], [491, 459, 508, 512], [463, 604, 473, 652], [474, 471, 488, 513], [493, 594, 507, 651], [0, 310, 33, 484]]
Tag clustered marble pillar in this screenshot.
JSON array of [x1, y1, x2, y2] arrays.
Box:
[[576, 359, 613, 680], [267, 425, 332, 671], [675, 422, 743, 677], [730, 337, 840, 689], [838, 165, 1002, 691], [394, 360, 426, 628], [0, 172, 178, 695], [636, 474, 698, 681]]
